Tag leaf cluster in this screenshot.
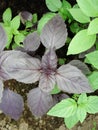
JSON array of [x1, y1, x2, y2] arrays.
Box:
[[48, 93, 98, 129], [1, 8, 37, 49]]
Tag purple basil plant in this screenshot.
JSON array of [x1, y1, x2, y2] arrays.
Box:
[[0, 15, 93, 119]]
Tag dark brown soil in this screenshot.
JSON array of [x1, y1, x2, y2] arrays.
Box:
[[0, 0, 49, 20]]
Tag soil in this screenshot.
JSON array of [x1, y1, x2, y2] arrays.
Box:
[[0, 0, 98, 130]]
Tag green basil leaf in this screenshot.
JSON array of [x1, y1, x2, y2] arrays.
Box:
[[64, 113, 79, 129], [76, 0, 98, 17], [47, 98, 77, 118], [77, 105, 87, 123], [45, 0, 62, 12], [86, 51, 98, 69], [88, 71, 98, 91], [3, 8, 12, 23], [86, 96, 98, 113], [69, 8, 90, 23], [11, 15, 20, 30], [67, 29, 96, 55], [78, 93, 88, 104], [88, 18, 98, 35]]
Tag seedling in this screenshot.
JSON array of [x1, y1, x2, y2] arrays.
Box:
[[48, 93, 98, 129], [0, 8, 38, 49], [0, 8, 21, 48]]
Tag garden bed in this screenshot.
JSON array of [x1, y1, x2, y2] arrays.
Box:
[[0, 0, 98, 130]]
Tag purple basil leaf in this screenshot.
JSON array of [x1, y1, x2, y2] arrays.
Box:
[[39, 73, 56, 93], [27, 87, 56, 117], [15, 47, 36, 57], [0, 51, 13, 80], [0, 80, 4, 102], [0, 88, 24, 120], [0, 25, 7, 51], [19, 11, 33, 24], [23, 32, 40, 51], [57, 93, 69, 101], [0, 50, 41, 83], [40, 15, 68, 49], [41, 48, 57, 70], [0, 66, 11, 80], [53, 93, 69, 102], [69, 60, 90, 75], [56, 64, 93, 94], [15, 46, 26, 52]]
